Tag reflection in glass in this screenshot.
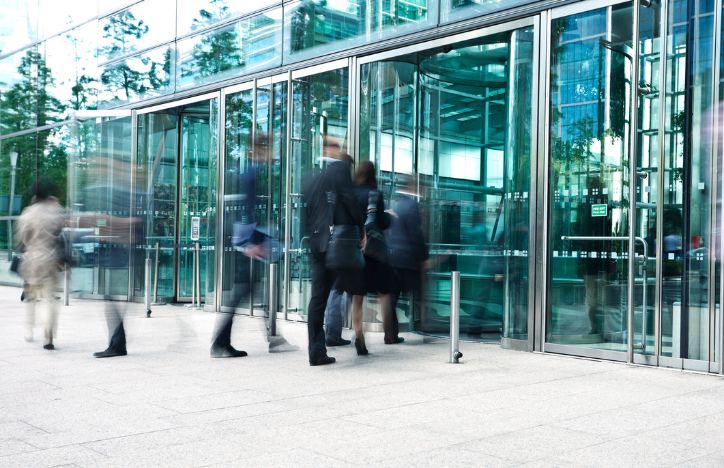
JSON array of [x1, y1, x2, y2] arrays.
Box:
[[442, 0, 533, 23], [285, 0, 435, 63], [177, 0, 279, 36], [547, 5, 633, 352], [0, 0, 39, 56], [97, 0, 175, 64], [177, 9, 282, 90], [38, 0, 98, 40], [98, 45, 173, 106], [360, 28, 534, 340]]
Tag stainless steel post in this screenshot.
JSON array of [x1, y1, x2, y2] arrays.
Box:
[[63, 265, 70, 306], [268, 263, 277, 337], [449, 271, 463, 363], [195, 242, 201, 308], [144, 254, 151, 317], [152, 241, 159, 304]]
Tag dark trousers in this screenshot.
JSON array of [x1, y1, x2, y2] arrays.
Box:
[[212, 254, 250, 350], [103, 298, 127, 352], [387, 268, 422, 341], [308, 251, 334, 361]]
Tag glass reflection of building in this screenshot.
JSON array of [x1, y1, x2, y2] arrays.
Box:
[[2, 0, 724, 373]]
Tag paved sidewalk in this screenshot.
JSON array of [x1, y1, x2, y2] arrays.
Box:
[[2, 285, 724, 467]]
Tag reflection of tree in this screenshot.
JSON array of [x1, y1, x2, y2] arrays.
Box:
[[99, 10, 170, 101], [183, 1, 242, 80], [290, 0, 323, 53]]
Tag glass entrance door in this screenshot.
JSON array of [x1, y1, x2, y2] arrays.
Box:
[[135, 95, 219, 304]]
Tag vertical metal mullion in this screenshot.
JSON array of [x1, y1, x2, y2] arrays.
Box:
[[655, 0, 669, 364], [535, 10, 551, 353], [710, 0, 723, 373], [283, 71, 293, 320], [216, 89, 227, 312], [627, 0, 642, 365], [175, 112, 183, 301], [128, 110, 138, 302], [250, 78, 258, 316]]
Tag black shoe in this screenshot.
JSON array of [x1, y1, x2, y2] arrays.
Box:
[[93, 348, 127, 358], [354, 339, 369, 356], [325, 337, 351, 347], [309, 355, 336, 366], [43, 343, 54, 350], [384, 336, 405, 345], [210, 346, 248, 358]]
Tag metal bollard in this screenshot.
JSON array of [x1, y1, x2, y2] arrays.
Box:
[[449, 270, 463, 363], [63, 266, 70, 306], [195, 242, 201, 309], [144, 254, 152, 317], [268, 263, 277, 337]]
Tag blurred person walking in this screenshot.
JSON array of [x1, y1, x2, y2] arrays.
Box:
[[325, 287, 351, 346], [303, 136, 364, 366], [386, 174, 429, 344], [17, 178, 66, 350], [347, 161, 392, 355]]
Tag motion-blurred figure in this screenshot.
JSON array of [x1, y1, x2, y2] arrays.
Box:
[[386, 174, 429, 343], [303, 136, 363, 366], [348, 161, 392, 354], [17, 178, 65, 350], [325, 287, 350, 346]]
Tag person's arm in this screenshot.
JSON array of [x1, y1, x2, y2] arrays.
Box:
[[377, 191, 391, 230]]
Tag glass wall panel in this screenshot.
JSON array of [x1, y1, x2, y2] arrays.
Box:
[[38, 0, 98, 40], [287, 67, 349, 318], [359, 27, 534, 340], [43, 22, 99, 121], [442, 0, 535, 24], [0, 0, 39, 56], [0, 133, 37, 255], [97, 0, 176, 65], [176, 8, 282, 90], [546, 5, 634, 352], [0, 47, 40, 135], [69, 116, 133, 297], [284, 0, 437, 63], [660, 0, 716, 361], [177, 0, 280, 36], [98, 45, 173, 107]]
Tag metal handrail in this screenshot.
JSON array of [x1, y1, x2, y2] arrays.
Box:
[[561, 235, 649, 353]]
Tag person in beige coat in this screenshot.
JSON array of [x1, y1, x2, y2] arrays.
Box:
[[16, 180, 65, 350]]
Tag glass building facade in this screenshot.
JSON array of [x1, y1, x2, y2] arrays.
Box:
[[2, 0, 724, 373]]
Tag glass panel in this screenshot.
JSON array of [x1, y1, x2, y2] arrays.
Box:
[[178, 99, 218, 303], [0, 47, 39, 135], [0, 0, 39, 56], [660, 0, 716, 361], [287, 67, 349, 318], [547, 4, 633, 352], [359, 27, 534, 340], [97, 0, 175, 64], [441, 0, 534, 24], [222, 86, 253, 311], [69, 116, 133, 297], [38, 0, 98, 39], [176, 9, 282, 90], [43, 22, 99, 120], [284, 0, 437, 63], [177, 0, 280, 36], [136, 111, 178, 301], [98, 44, 173, 107]]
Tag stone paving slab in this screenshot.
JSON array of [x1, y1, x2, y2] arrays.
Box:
[[0, 285, 723, 467]]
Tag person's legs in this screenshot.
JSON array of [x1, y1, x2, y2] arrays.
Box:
[[94, 299, 127, 357], [350, 295, 367, 355], [381, 292, 401, 344], [307, 253, 335, 365], [24, 284, 37, 342], [211, 254, 248, 357], [325, 287, 349, 345], [42, 279, 58, 348]]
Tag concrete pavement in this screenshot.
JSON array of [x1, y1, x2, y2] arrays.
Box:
[[1, 285, 724, 467]]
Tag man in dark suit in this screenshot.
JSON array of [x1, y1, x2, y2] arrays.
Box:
[[303, 137, 363, 366], [386, 174, 429, 344]]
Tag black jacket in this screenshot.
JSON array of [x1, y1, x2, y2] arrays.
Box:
[[304, 159, 364, 254], [354, 185, 390, 231], [386, 192, 428, 271]]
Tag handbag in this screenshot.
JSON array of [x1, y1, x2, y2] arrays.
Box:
[[362, 190, 387, 263], [325, 190, 365, 270]]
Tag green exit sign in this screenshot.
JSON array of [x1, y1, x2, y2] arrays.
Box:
[[591, 204, 608, 217]]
